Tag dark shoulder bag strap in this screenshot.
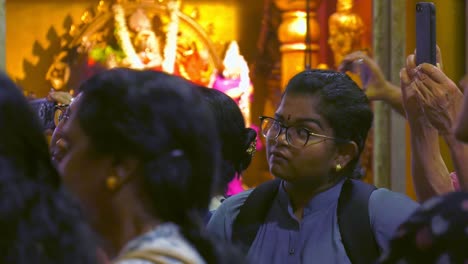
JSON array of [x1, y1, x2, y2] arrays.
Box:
[[232, 178, 282, 253], [338, 178, 380, 264]]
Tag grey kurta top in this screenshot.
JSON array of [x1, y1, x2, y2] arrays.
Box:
[[207, 180, 419, 263]]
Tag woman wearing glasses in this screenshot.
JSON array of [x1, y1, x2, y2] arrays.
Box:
[[208, 70, 419, 263]]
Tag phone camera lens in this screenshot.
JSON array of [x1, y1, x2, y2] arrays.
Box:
[[416, 5, 422, 12]]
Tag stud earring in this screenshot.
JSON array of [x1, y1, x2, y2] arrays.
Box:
[[335, 164, 342, 172], [106, 176, 119, 191]]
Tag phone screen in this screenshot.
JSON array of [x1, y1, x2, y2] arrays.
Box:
[[416, 2, 436, 65]]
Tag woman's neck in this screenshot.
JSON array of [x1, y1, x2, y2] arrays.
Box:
[[94, 194, 160, 259], [283, 177, 341, 221]]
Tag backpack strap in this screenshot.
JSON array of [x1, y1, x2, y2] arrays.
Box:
[[338, 178, 380, 264], [232, 178, 282, 253]]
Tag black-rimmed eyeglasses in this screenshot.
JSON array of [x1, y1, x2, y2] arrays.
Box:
[[259, 116, 347, 148]]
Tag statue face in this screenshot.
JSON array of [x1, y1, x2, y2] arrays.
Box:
[[47, 63, 70, 90], [134, 30, 158, 52], [328, 12, 364, 66], [329, 31, 352, 55]]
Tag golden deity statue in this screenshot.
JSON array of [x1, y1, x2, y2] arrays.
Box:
[[113, 5, 164, 70], [46, 52, 71, 90], [328, 0, 364, 67], [43, 0, 225, 91]]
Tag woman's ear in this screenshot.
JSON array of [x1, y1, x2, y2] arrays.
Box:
[[334, 141, 359, 169], [106, 158, 140, 192]]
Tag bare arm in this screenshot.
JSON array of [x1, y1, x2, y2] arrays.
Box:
[[415, 63, 467, 191], [338, 51, 405, 115], [409, 123, 453, 201], [400, 59, 454, 202], [443, 133, 468, 191], [379, 81, 405, 116]]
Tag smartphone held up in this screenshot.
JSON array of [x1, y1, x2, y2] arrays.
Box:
[[415, 2, 436, 66]]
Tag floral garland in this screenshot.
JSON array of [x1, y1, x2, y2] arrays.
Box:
[[238, 61, 252, 127], [111, 1, 180, 72], [162, 0, 180, 74], [112, 4, 145, 69]]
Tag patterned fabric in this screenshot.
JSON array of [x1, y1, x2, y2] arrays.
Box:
[[377, 192, 468, 264], [28, 98, 56, 130], [114, 222, 206, 264]]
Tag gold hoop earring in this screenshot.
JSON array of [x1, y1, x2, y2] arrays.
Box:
[[335, 164, 342, 172], [106, 176, 119, 191]]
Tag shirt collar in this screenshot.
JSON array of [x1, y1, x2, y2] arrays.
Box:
[[277, 178, 346, 217]]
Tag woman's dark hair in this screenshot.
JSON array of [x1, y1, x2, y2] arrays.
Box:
[[0, 72, 96, 263], [284, 69, 373, 177], [197, 87, 256, 195], [77, 68, 238, 263]]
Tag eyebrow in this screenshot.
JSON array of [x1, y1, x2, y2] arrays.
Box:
[[274, 113, 324, 129]]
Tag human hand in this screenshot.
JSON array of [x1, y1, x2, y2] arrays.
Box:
[[414, 64, 463, 135], [400, 54, 431, 127], [455, 75, 468, 141], [47, 91, 73, 105], [338, 51, 389, 101]]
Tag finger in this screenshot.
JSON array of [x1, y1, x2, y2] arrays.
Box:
[[418, 63, 447, 84], [414, 85, 428, 104], [455, 83, 468, 141], [338, 51, 367, 72], [414, 78, 435, 103], [419, 75, 448, 103], [341, 51, 367, 62], [400, 67, 411, 87], [436, 45, 443, 70], [338, 51, 364, 70], [400, 68, 414, 99], [413, 84, 433, 111], [406, 54, 417, 79], [459, 74, 468, 92]]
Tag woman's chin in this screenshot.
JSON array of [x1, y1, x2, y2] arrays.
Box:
[[269, 165, 288, 181]]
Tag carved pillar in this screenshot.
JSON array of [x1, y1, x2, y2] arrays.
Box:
[[372, 0, 391, 188], [274, 0, 322, 88], [389, 0, 407, 193], [372, 0, 407, 190]]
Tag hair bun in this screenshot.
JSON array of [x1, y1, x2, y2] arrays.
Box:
[[236, 128, 257, 173]]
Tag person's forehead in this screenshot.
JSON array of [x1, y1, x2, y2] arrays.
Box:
[[276, 94, 330, 128], [277, 93, 321, 113]]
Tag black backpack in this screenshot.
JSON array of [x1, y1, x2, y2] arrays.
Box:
[[231, 178, 380, 264]]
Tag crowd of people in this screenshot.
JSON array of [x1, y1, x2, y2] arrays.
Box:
[[0, 43, 467, 263]]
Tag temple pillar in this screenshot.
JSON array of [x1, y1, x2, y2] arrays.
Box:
[[372, 0, 407, 190], [0, 0, 5, 71], [274, 0, 322, 88], [372, 0, 391, 188], [388, 0, 407, 193]]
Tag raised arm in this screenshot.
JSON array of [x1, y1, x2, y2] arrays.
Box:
[[400, 54, 453, 201], [338, 51, 405, 115], [413, 63, 467, 191]]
